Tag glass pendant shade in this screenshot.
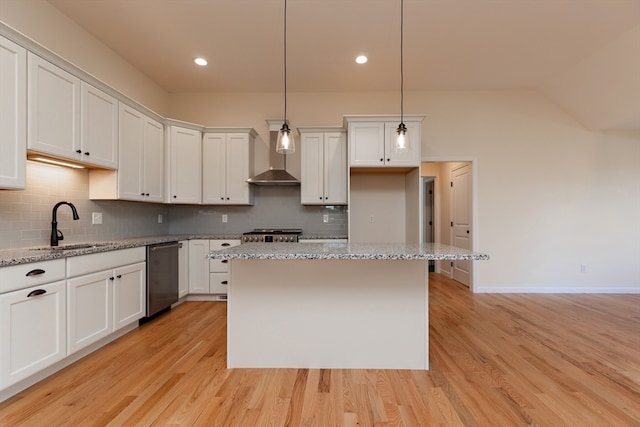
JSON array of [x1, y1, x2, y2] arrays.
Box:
[[395, 122, 410, 153], [276, 122, 295, 154]]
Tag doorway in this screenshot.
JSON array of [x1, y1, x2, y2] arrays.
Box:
[[421, 160, 475, 289]]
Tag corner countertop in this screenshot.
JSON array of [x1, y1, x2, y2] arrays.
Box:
[[0, 234, 350, 267], [208, 242, 489, 261]]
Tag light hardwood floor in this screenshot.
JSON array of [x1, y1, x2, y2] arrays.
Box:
[[1, 273, 638, 426]]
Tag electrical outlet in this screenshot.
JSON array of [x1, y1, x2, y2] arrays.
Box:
[[323, 214, 329, 223], [580, 264, 588, 273], [91, 212, 102, 225], [222, 214, 228, 223], [157, 214, 163, 224]]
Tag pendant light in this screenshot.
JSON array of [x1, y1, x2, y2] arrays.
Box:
[[276, 0, 295, 154], [395, 0, 410, 153]]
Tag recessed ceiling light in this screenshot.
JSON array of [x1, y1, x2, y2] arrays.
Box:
[[194, 57, 208, 66], [355, 55, 368, 64]]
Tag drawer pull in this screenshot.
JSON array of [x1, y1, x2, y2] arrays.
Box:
[[26, 269, 46, 277], [27, 289, 47, 298], [221, 243, 231, 247], [221, 260, 229, 264], [221, 281, 228, 285]]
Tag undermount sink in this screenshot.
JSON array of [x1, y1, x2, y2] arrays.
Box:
[[30, 242, 115, 251]]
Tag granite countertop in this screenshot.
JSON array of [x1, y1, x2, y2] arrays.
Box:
[[0, 234, 349, 267], [208, 242, 489, 261]]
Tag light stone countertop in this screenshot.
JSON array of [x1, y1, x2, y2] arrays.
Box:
[[0, 234, 348, 267], [208, 242, 489, 261]]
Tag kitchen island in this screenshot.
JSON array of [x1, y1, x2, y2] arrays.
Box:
[[210, 242, 488, 370]]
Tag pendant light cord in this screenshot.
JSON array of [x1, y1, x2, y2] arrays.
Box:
[[283, 0, 288, 124], [400, 0, 404, 124]]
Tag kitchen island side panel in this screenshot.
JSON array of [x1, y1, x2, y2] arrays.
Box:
[[227, 259, 428, 369]]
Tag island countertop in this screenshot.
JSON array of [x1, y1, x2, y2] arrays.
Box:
[[208, 242, 489, 261]]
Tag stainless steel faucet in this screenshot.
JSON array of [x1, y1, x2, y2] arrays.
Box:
[[51, 201, 80, 246]]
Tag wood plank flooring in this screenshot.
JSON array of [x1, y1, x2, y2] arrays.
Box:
[[1, 273, 638, 426]]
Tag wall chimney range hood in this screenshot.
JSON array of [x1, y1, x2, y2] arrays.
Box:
[[247, 120, 300, 186]]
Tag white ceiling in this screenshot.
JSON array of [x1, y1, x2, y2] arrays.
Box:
[[46, 0, 639, 95]]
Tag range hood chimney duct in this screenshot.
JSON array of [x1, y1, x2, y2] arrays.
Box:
[[247, 120, 300, 186]]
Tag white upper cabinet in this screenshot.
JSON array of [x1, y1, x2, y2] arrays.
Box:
[[0, 35, 26, 190], [27, 53, 118, 168], [299, 128, 347, 205], [202, 129, 255, 205], [89, 104, 163, 202], [166, 124, 202, 204], [345, 116, 422, 167], [80, 82, 118, 169], [27, 53, 81, 161]]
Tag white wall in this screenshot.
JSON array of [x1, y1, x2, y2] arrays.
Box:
[[0, 0, 169, 115]]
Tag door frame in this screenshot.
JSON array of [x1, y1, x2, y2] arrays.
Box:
[[421, 157, 479, 292]]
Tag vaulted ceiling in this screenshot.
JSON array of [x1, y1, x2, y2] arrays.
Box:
[[45, 0, 640, 130]]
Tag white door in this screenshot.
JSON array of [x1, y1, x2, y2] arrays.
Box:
[[451, 163, 472, 286], [324, 132, 347, 204], [142, 117, 165, 202], [80, 82, 118, 168], [300, 132, 324, 204], [225, 133, 251, 204], [169, 126, 202, 203], [118, 104, 144, 201], [202, 133, 227, 203]]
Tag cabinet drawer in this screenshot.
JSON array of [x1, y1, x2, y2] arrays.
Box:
[[209, 239, 239, 273], [209, 273, 229, 294], [0, 259, 66, 294], [67, 247, 145, 278]]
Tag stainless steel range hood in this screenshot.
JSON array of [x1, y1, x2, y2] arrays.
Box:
[[247, 121, 300, 186]]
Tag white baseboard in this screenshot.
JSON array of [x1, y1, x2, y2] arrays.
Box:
[[475, 286, 640, 294]]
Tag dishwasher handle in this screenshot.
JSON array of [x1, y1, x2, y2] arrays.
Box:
[[149, 242, 180, 251]]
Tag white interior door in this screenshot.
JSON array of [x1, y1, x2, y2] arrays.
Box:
[[451, 163, 472, 286]]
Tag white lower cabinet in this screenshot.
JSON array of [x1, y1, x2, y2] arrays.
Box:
[[66, 248, 146, 355], [113, 262, 146, 331], [188, 239, 239, 295], [67, 271, 113, 354], [0, 280, 67, 389], [188, 240, 210, 294]]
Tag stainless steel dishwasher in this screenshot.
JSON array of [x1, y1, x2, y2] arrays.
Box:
[[146, 241, 179, 317]]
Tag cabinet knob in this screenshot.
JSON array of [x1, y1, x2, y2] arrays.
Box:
[[380, 158, 383, 162], [173, 195, 177, 199], [109, 277, 115, 281], [141, 192, 145, 196], [221, 197, 224, 200], [387, 158, 390, 162], [319, 197, 322, 200], [76, 149, 82, 154], [117, 275, 122, 279], [145, 193, 150, 196], [85, 152, 90, 156], [226, 197, 230, 200], [221, 281, 228, 285]]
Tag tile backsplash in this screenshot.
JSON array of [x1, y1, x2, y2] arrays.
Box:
[[0, 162, 347, 250]]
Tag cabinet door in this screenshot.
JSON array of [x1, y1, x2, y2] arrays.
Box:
[[0, 280, 67, 388], [118, 103, 144, 201], [113, 262, 146, 330], [67, 270, 113, 354], [142, 117, 164, 202], [384, 121, 421, 166], [27, 53, 81, 160], [81, 82, 118, 168], [323, 132, 347, 205], [225, 133, 252, 204], [188, 240, 210, 293], [178, 241, 189, 298], [202, 133, 227, 204], [300, 133, 324, 204], [348, 122, 385, 166], [0, 36, 26, 190], [169, 126, 202, 204]]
